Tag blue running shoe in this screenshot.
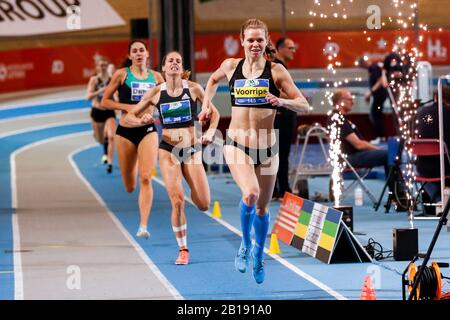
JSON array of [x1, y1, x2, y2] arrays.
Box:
[[234, 245, 251, 273], [252, 252, 265, 284]]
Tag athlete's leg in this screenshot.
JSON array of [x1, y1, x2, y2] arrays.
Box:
[[136, 132, 159, 230], [182, 151, 210, 212], [104, 117, 116, 173], [91, 119, 105, 144], [92, 119, 107, 164], [252, 155, 279, 284], [159, 149, 189, 264], [115, 134, 138, 192], [223, 145, 260, 272]]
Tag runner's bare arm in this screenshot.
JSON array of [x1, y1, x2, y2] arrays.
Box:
[[192, 82, 220, 144], [86, 77, 101, 101], [201, 59, 237, 111], [101, 69, 134, 112], [267, 64, 310, 113], [123, 86, 159, 127]]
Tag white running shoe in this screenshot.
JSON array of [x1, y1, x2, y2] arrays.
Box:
[[136, 225, 150, 239], [370, 137, 381, 145], [101, 155, 108, 164]]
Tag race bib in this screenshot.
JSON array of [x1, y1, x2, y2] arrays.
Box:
[[97, 82, 107, 101], [131, 82, 155, 102], [233, 79, 269, 105], [160, 100, 192, 125]]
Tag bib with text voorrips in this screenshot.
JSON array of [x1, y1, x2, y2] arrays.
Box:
[[233, 79, 269, 106]]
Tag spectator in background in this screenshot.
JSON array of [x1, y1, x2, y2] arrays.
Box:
[[382, 37, 415, 107], [416, 85, 450, 203], [383, 38, 410, 86], [272, 37, 299, 200], [328, 89, 389, 177], [358, 56, 389, 144]]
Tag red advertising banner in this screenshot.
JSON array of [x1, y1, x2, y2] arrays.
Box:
[[0, 41, 127, 94], [0, 40, 158, 95], [196, 29, 450, 70], [0, 29, 448, 94]]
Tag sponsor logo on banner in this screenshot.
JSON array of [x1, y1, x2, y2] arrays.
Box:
[[428, 38, 447, 61], [195, 49, 208, 60], [323, 42, 340, 56], [362, 52, 387, 61], [0, 63, 34, 81], [52, 60, 65, 74], [377, 38, 387, 50], [0, 0, 125, 36], [131, 82, 155, 102], [0, 64, 7, 81], [224, 36, 239, 56]]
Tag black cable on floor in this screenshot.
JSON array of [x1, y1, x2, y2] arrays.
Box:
[[364, 238, 393, 261]]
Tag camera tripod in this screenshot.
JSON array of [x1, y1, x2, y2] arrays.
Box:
[[374, 138, 408, 212], [374, 87, 410, 212]]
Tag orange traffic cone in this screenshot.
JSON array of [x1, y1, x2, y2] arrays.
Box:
[[360, 275, 377, 300]]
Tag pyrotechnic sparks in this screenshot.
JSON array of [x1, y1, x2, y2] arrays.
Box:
[[327, 110, 345, 207], [308, 1, 355, 203], [388, 38, 419, 224], [306, 1, 425, 214]]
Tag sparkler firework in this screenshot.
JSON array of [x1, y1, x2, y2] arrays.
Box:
[[308, 1, 422, 215], [328, 110, 346, 207]]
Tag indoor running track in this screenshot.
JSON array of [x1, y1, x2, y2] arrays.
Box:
[[0, 98, 415, 300]]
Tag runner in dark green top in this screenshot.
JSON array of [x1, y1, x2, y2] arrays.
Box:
[[102, 40, 164, 239]]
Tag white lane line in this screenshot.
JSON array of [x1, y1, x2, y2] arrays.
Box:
[[10, 131, 94, 300], [69, 144, 183, 300], [0, 97, 86, 111], [11, 212, 23, 301], [152, 176, 348, 301], [0, 119, 89, 139], [0, 108, 90, 125]]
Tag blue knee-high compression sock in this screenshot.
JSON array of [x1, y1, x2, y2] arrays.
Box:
[[253, 212, 270, 261], [239, 199, 256, 248]]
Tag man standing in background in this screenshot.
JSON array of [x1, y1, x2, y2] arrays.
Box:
[[272, 38, 298, 200], [358, 56, 389, 144]]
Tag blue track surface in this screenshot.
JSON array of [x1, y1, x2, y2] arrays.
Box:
[[73, 147, 336, 300], [0, 100, 90, 120]]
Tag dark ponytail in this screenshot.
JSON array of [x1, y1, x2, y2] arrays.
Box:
[[120, 57, 132, 68]]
